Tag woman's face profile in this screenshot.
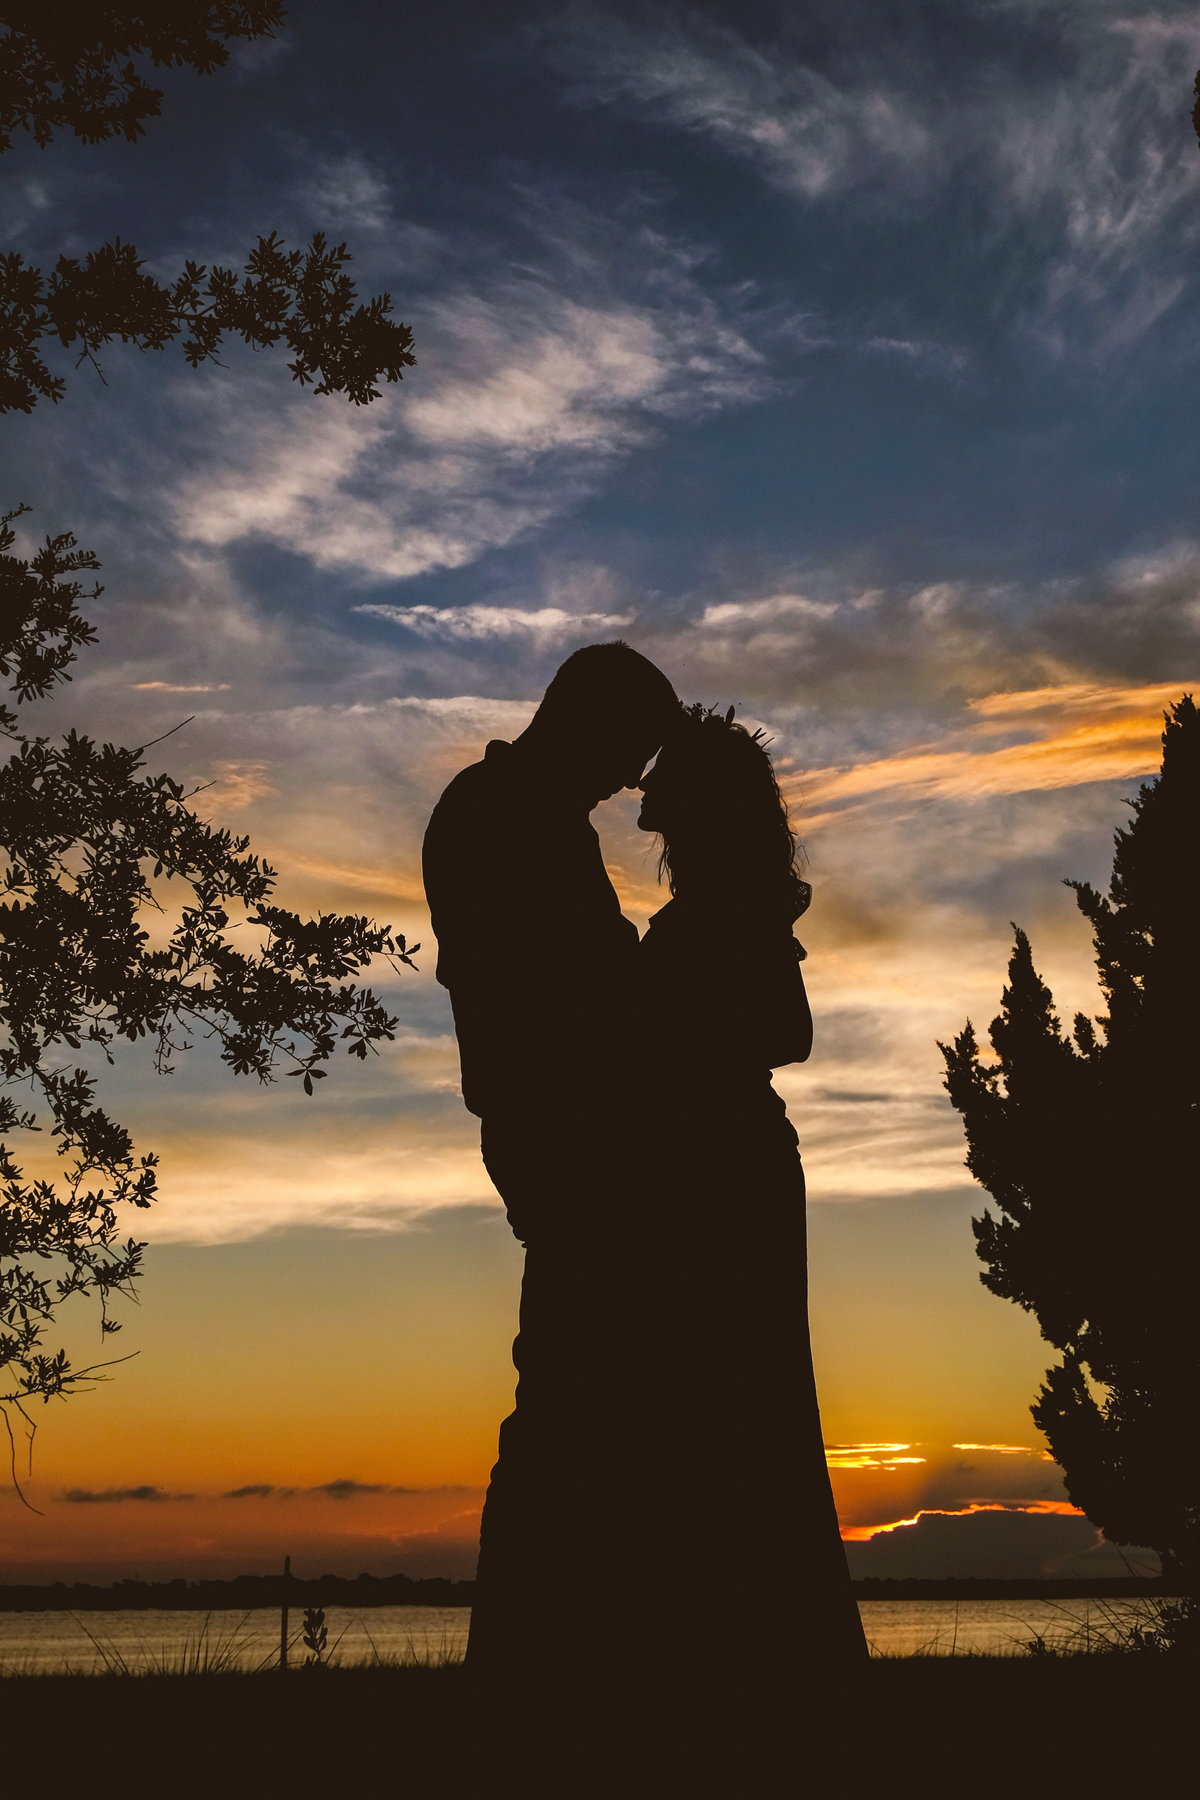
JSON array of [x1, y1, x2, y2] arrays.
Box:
[[636, 746, 695, 834]]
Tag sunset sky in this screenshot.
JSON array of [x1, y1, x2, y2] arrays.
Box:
[[2, 0, 1196, 1586]]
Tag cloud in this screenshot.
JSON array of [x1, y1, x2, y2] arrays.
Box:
[[352, 603, 632, 644], [143, 1119, 495, 1246], [684, 555, 1200, 718], [825, 1444, 927, 1470], [311, 1479, 399, 1501], [62, 1486, 196, 1504], [796, 683, 1184, 809], [164, 191, 770, 584], [131, 681, 231, 693], [843, 1503, 1153, 1581], [216, 1480, 469, 1501], [197, 760, 277, 810], [863, 336, 967, 372], [988, 10, 1200, 356], [301, 148, 396, 235], [552, 6, 934, 201], [953, 1443, 1044, 1456], [553, 3, 1200, 359]]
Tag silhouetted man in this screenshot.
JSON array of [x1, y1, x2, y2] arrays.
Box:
[[422, 641, 679, 1692]]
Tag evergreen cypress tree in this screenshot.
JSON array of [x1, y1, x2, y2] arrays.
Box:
[[941, 696, 1199, 1580]]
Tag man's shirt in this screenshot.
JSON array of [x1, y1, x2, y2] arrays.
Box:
[[422, 740, 638, 1119]]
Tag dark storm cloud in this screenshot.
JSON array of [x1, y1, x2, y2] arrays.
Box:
[[312, 1479, 397, 1500], [306, 1480, 473, 1500], [844, 1506, 1156, 1581], [218, 1480, 473, 1501], [62, 1486, 195, 1504]]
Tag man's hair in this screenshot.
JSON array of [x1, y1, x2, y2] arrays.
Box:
[[539, 640, 678, 729]]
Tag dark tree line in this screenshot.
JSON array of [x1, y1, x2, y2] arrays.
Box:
[[942, 698, 1199, 1582]]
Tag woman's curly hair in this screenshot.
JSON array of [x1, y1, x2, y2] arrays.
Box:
[[655, 703, 810, 921]]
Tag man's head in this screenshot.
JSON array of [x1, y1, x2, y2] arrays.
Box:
[[522, 641, 679, 805]]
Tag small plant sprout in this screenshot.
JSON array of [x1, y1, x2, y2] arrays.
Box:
[[302, 1607, 329, 1669]]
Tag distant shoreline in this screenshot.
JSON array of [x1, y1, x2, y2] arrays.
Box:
[[0, 1573, 1178, 1612]]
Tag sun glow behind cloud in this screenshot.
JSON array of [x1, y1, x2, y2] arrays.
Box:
[[825, 1444, 927, 1470], [793, 682, 1190, 813], [840, 1500, 1085, 1543]]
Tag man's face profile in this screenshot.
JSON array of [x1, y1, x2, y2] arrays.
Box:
[[587, 722, 663, 803]]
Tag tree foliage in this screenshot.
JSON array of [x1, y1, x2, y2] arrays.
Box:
[[0, 509, 416, 1424], [0, 9, 420, 1458], [941, 698, 1199, 1578], [0, 3, 416, 410], [0, 231, 415, 413], [0, 3, 284, 152]]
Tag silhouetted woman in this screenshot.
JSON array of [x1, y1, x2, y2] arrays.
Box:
[[629, 703, 866, 1711]]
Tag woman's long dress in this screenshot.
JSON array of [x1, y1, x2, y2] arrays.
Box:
[[631, 894, 867, 1699]]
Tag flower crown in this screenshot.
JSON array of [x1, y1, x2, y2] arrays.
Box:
[[678, 700, 771, 748]]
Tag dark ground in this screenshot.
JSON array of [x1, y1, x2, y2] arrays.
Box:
[[3, 1658, 1189, 1797]]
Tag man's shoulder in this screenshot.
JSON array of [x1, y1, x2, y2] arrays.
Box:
[[423, 743, 518, 886], [427, 742, 513, 823]]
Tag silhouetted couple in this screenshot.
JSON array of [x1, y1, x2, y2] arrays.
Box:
[[422, 642, 865, 1738]]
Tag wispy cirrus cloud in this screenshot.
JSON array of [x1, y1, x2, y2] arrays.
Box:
[[551, 2, 1200, 359], [796, 680, 1189, 812], [989, 9, 1200, 355], [550, 5, 934, 200], [165, 188, 770, 584]]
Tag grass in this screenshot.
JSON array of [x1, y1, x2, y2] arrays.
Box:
[[7, 1593, 1192, 1678], [1017, 1591, 1199, 1658], [3, 1603, 1192, 1796], [0, 1654, 1191, 1797], [0, 1609, 469, 1679], [69, 1609, 279, 1677]]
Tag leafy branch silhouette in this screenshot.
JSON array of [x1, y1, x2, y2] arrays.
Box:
[[1, 509, 416, 1438], [0, 5, 415, 410], [0, 4, 286, 153], [0, 232, 415, 413]]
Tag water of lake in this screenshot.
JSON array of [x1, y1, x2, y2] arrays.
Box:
[[0, 1598, 1165, 1674]]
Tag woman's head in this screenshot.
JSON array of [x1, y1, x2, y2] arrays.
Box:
[[638, 704, 809, 918]]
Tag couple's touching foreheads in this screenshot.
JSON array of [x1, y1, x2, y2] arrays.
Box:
[[422, 642, 865, 1749]]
